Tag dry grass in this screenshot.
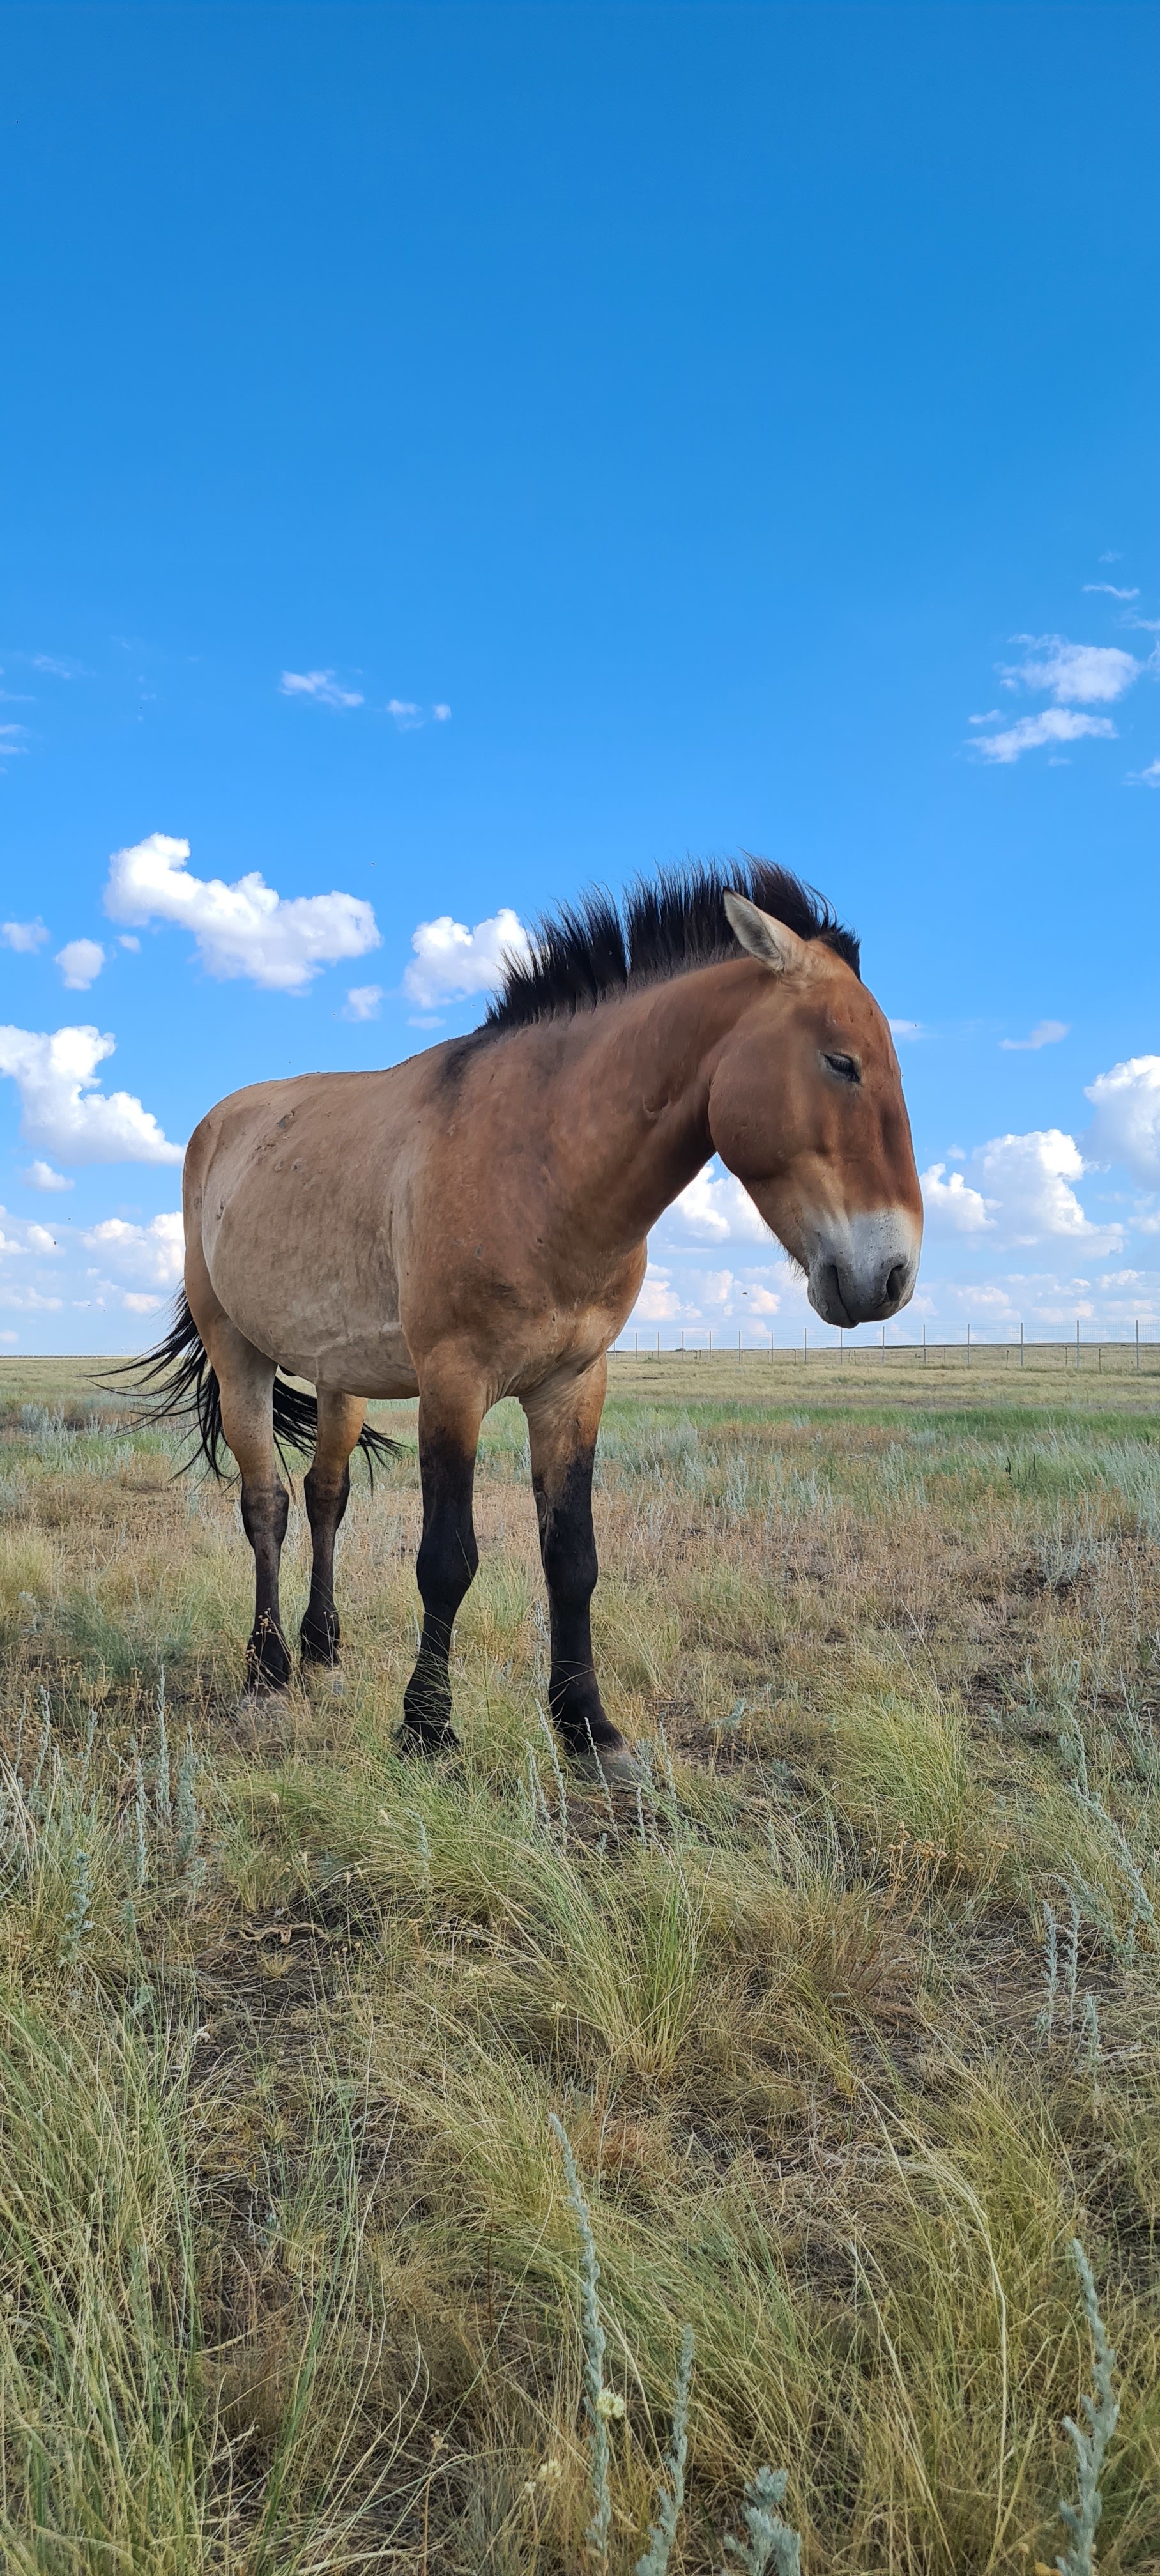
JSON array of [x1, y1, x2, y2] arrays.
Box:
[[0, 1352, 1158, 2570]]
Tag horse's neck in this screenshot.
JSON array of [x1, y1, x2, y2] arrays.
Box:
[[551, 964, 755, 1251]]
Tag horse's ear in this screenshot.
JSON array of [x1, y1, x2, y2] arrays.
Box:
[[723, 890, 807, 974]]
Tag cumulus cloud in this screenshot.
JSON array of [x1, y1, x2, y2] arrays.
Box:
[[1127, 758, 1160, 788], [55, 938, 105, 991], [342, 985, 383, 1022], [889, 1018, 924, 1039], [921, 1164, 991, 1234], [432, 704, 452, 722], [103, 834, 380, 994], [82, 1212, 183, 1290], [972, 1130, 1120, 1250], [23, 1161, 73, 1192], [1084, 1055, 1160, 1186], [923, 1130, 1121, 1252], [999, 635, 1142, 705], [403, 908, 530, 1011], [1, 919, 49, 953], [999, 1018, 1069, 1052], [279, 670, 363, 707], [972, 709, 1117, 765], [387, 700, 424, 731], [0, 1025, 183, 1165], [668, 1163, 770, 1244], [632, 1264, 685, 1322], [1083, 584, 1139, 601]]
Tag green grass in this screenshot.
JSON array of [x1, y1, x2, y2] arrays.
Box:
[[1, 1360, 1158, 2569]]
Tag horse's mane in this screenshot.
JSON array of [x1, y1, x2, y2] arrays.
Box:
[[479, 857, 860, 1037]]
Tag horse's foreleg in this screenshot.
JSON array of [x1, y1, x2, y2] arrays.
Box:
[[400, 1368, 484, 1754], [203, 1319, 291, 1699], [301, 1392, 366, 1667], [523, 1358, 634, 1777]]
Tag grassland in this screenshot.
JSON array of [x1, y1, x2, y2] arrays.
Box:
[[1, 1349, 1157, 2572]]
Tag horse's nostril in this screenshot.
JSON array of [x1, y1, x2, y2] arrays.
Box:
[[884, 1262, 907, 1308]]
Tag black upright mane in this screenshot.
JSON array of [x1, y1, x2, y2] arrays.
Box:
[[480, 858, 860, 1036]]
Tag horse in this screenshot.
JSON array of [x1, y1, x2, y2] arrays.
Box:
[[137, 861, 922, 1779]]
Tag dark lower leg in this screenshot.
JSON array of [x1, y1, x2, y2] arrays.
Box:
[[401, 1418, 480, 1752], [301, 1392, 365, 1664], [240, 1481, 292, 1694], [300, 1460, 350, 1662], [525, 1361, 623, 1758]]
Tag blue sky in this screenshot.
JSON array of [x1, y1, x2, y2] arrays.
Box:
[[1, 0, 1158, 1352]]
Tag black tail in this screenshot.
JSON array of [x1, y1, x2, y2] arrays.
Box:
[[109, 1291, 404, 1481]]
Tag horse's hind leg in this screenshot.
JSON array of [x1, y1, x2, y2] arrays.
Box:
[[199, 1315, 291, 1700], [523, 1358, 636, 1782], [301, 1392, 366, 1671]]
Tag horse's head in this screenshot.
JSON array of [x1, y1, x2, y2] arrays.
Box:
[[706, 891, 922, 1328]]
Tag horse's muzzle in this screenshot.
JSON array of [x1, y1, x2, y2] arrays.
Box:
[[806, 1211, 920, 1330]]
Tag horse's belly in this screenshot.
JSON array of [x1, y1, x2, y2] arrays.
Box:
[[202, 1158, 414, 1394]]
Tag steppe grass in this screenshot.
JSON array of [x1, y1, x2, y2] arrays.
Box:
[[0, 1357, 1158, 2569]]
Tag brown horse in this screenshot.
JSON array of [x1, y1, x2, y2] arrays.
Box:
[[140, 862, 922, 1777]]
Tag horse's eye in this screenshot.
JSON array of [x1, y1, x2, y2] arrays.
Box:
[[823, 1051, 860, 1084]]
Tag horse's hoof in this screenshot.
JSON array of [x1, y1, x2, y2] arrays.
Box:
[[235, 1690, 294, 1745], [567, 1741, 641, 1789], [302, 1660, 345, 1699], [395, 1722, 460, 1761]]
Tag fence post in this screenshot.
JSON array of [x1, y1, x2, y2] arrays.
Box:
[[966, 1321, 971, 1370], [1136, 1317, 1140, 1373], [708, 1328, 713, 1357], [803, 1327, 807, 1366], [1019, 1320, 1024, 1370], [1076, 1316, 1080, 1370]]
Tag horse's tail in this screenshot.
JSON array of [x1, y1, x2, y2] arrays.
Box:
[[109, 1290, 403, 1481]]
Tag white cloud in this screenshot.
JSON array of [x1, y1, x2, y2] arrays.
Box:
[[2, 919, 49, 953], [31, 654, 80, 678], [1127, 758, 1160, 788], [403, 908, 530, 1010], [0, 1205, 63, 1259], [632, 1264, 684, 1322], [342, 984, 383, 1022], [279, 670, 363, 708], [1084, 1056, 1160, 1186], [972, 709, 1117, 765], [973, 1129, 1120, 1250], [924, 1131, 1122, 1252], [432, 703, 452, 722], [1000, 634, 1141, 705], [999, 1018, 1069, 1052], [82, 1213, 183, 1289], [1083, 584, 1139, 601], [118, 934, 141, 951], [386, 699, 424, 730], [889, 1018, 924, 1039], [55, 937, 105, 991], [0, 724, 29, 762], [103, 833, 380, 994], [0, 1025, 183, 1165], [921, 1164, 992, 1234], [23, 1160, 73, 1192], [668, 1163, 770, 1244]]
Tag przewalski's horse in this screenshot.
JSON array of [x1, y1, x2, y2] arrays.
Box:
[[141, 862, 921, 1777]]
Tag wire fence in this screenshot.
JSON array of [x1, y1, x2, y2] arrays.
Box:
[[612, 1324, 1159, 1373]]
